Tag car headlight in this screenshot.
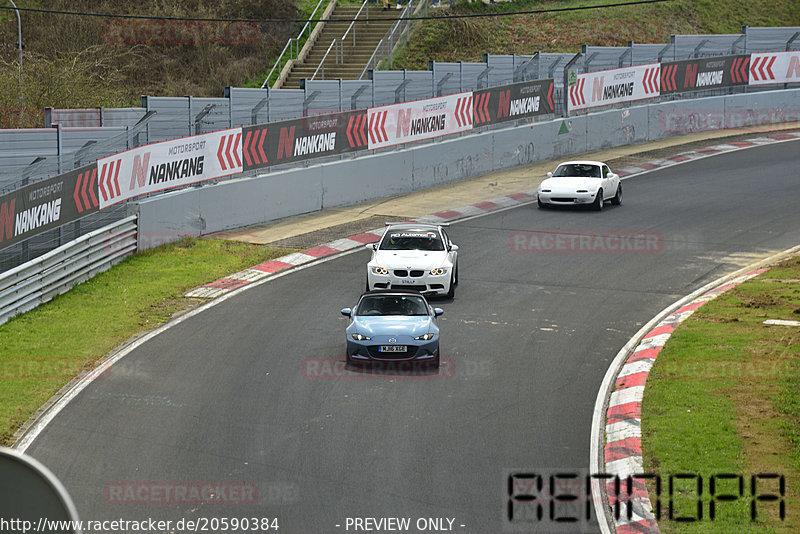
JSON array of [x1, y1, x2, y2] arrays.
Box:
[[430, 268, 448, 275], [370, 266, 388, 275], [415, 333, 435, 341], [351, 333, 371, 341]]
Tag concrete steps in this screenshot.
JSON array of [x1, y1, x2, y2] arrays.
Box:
[[280, 5, 402, 89]]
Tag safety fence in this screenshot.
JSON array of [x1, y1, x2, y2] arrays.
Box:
[[0, 215, 136, 326], [1, 25, 797, 191]]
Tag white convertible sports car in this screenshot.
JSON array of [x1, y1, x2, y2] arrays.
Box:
[[366, 223, 459, 298], [537, 160, 622, 210]]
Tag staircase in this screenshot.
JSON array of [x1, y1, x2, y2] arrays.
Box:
[[280, 3, 402, 89]]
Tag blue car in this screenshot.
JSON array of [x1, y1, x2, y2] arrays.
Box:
[[341, 290, 443, 368]]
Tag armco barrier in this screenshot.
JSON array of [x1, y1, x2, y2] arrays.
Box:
[[0, 216, 137, 326], [133, 87, 800, 245]]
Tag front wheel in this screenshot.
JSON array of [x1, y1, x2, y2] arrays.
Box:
[[593, 189, 604, 211], [446, 272, 455, 298], [537, 198, 547, 209], [611, 184, 623, 206]]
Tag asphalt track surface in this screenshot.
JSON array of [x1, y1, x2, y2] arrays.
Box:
[[24, 140, 800, 533]]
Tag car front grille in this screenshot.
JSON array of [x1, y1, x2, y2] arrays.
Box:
[[390, 284, 427, 292], [410, 270, 424, 277], [393, 269, 408, 277], [553, 197, 576, 202]]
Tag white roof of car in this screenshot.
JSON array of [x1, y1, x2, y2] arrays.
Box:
[[555, 160, 606, 167]]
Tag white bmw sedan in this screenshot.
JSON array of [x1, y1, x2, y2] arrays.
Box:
[[366, 223, 459, 298], [537, 161, 622, 210]]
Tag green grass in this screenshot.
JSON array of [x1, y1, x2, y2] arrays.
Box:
[[642, 257, 800, 532], [391, 0, 800, 69], [0, 238, 295, 445]]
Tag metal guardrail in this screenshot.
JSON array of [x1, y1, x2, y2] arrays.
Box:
[[261, 0, 332, 89], [0, 215, 137, 326]]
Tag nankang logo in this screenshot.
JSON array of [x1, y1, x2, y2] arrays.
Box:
[[148, 156, 205, 185], [603, 83, 634, 100], [294, 133, 336, 156], [509, 96, 540, 116]]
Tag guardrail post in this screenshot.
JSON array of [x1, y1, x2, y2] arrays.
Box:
[[74, 140, 97, 169], [394, 78, 411, 104], [252, 97, 269, 125], [303, 90, 321, 117], [477, 66, 492, 90], [194, 104, 216, 135], [436, 72, 452, 97], [351, 84, 369, 110]]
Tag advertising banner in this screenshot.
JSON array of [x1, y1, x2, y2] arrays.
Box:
[[473, 79, 555, 126], [749, 51, 800, 86], [568, 63, 660, 112], [241, 110, 368, 171], [0, 164, 98, 251], [96, 128, 243, 209], [660, 55, 750, 94], [367, 92, 473, 150]]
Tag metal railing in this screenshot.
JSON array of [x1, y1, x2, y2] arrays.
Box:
[[261, 0, 332, 89], [360, 0, 416, 79], [312, 39, 343, 81], [0, 215, 137, 326], [312, 0, 373, 81]]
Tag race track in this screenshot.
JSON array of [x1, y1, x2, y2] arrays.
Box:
[[24, 140, 800, 533]]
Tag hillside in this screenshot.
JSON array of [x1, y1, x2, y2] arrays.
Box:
[[0, 0, 798, 127]]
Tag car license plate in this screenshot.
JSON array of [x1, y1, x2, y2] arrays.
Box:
[[379, 345, 406, 352], [398, 279, 414, 284]]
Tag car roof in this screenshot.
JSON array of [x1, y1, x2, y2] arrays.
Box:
[[555, 160, 606, 167], [383, 222, 443, 232], [359, 289, 430, 300]]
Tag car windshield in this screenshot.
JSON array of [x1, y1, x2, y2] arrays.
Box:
[[379, 230, 445, 251], [552, 164, 601, 178], [356, 295, 429, 316]]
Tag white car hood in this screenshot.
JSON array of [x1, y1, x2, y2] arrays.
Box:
[[372, 250, 450, 270], [539, 177, 600, 192]]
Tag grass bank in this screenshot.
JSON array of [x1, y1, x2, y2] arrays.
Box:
[[642, 256, 800, 532], [0, 238, 295, 446]]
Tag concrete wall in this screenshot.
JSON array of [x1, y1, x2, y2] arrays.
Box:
[[135, 88, 800, 249]]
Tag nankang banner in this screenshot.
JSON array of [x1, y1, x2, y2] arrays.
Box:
[[241, 110, 368, 171], [0, 164, 98, 251], [473, 79, 555, 126], [367, 92, 474, 150], [749, 51, 800, 86], [96, 128, 243, 209], [568, 63, 660, 112], [660, 55, 750, 94]]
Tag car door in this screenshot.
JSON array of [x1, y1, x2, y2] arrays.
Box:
[[603, 164, 618, 197], [441, 228, 457, 264], [601, 165, 612, 199]]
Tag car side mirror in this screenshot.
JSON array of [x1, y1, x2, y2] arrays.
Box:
[[547, 172, 553, 178], [609, 173, 618, 180], [449, 244, 459, 252], [365, 243, 376, 251], [340, 308, 352, 317], [433, 308, 444, 317]]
